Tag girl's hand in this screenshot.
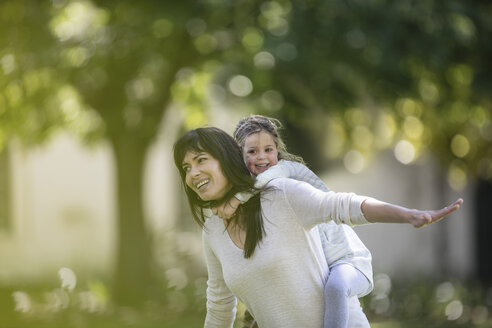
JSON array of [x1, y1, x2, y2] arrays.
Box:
[[212, 197, 241, 220], [408, 198, 463, 228]]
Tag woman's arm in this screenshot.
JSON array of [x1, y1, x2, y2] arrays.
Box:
[[361, 198, 463, 228], [278, 178, 369, 227], [202, 232, 237, 328], [277, 178, 462, 228]]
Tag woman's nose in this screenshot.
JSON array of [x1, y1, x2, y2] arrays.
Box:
[[190, 165, 201, 176]]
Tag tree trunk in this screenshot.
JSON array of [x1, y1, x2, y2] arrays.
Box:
[[111, 134, 154, 307], [475, 178, 492, 285]]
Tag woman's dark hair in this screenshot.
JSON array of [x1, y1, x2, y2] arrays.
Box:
[[173, 126, 264, 258]]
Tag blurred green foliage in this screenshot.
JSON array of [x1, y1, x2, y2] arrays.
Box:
[[360, 274, 492, 327], [252, 0, 492, 185], [3, 271, 491, 327]]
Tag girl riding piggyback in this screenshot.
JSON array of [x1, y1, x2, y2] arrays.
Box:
[[214, 115, 374, 328]]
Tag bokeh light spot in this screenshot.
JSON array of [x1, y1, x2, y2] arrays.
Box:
[[448, 161, 467, 191], [447, 64, 473, 86], [214, 30, 234, 50], [352, 125, 373, 149], [373, 273, 392, 297], [0, 94, 6, 115], [194, 34, 218, 54], [345, 108, 370, 127], [1, 54, 16, 74], [59, 267, 77, 291], [261, 90, 284, 111], [166, 267, 188, 290], [370, 273, 392, 315], [324, 118, 346, 159], [228, 75, 253, 97], [418, 79, 440, 105], [186, 18, 206, 37], [12, 291, 32, 313], [50, 1, 109, 42], [5, 82, 23, 107], [242, 27, 264, 53], [449, 13, 476, 41], [254, 51, 276, 70], [394, 140, 415, 164], [344, 150, 365, 174], [375, 113, 396, 149], [269, 18, 289, 36], [446, 300, 464, 321], [450, 134, 470, 158], [63, 46, 90, 67], [152, 18, 173, 38], [45, 288, 70, 311], [126, 78, 155, 101], [396, 98, 422, 116], [403, 116, 424, 139], [436, 282, 455, 303], [471, 305, 489, 325]]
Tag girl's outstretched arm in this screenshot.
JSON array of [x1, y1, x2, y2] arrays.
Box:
[[361, 198, 463, 228], [213, 160, 326, 219]]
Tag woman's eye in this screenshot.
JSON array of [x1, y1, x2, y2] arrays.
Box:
[[248, 150, 256, 154], [198, 157, 207, 163], [266, 148, 272, 152], [183, 166, 190, 172]]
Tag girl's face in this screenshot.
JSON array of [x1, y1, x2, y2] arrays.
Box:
[[242, 131, 279, 176], [182, 150, 232, 201]]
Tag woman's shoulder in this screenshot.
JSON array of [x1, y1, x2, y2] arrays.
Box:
[[262, 178, 316, 202], [203, 215, 225, 231], [265, 177, 312, 189]]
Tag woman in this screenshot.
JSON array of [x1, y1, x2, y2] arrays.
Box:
[[173, 126, 462, 328]]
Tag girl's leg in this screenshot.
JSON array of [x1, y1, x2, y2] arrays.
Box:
[[324, 264, 370, 328]]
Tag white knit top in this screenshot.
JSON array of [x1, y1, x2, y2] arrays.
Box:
[[203, 178, 370, 328], [259, 160, 374, 296], [237, 160, 374, 296]]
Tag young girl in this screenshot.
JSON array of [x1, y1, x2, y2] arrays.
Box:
[[213, 115, 372, 328]]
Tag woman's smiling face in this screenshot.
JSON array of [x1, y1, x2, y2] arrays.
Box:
[[182, 150, 232, 201], [242, 131, 279, 176]]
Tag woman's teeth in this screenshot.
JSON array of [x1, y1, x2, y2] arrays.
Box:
[[196, 179, 210, 189]]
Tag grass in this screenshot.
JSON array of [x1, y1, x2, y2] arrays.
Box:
[[2, 275, 492, 328]]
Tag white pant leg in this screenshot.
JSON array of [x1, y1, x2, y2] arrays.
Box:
[[324, 264, 371, 328], [347, 296, 370, 328]]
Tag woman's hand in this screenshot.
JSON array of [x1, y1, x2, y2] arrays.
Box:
[[408, 198, 463, 228], [212, 197, 241, 220]]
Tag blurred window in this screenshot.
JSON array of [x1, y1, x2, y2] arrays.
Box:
[[0, 147, 10, 232]]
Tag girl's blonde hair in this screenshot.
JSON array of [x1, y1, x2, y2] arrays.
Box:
[[233, 115, 305, 164]]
